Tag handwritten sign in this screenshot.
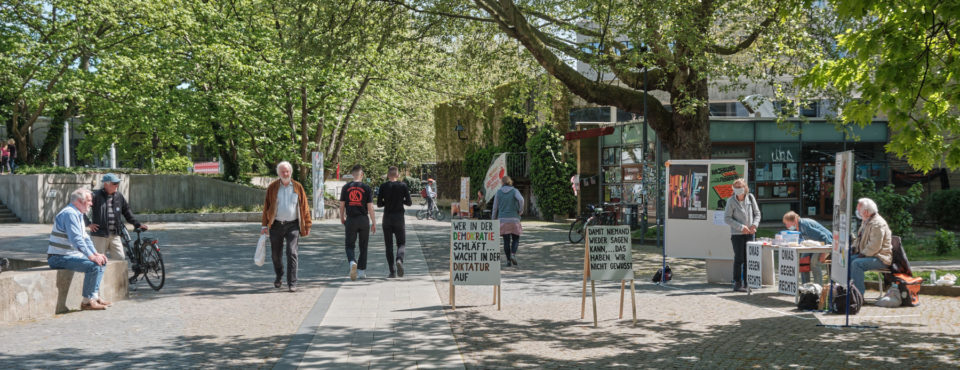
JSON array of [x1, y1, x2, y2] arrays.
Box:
[[450, 220, 500, 286], [587, 226, 634, 281], [746, 242, 762, 289], [778, 247, 799, 295]]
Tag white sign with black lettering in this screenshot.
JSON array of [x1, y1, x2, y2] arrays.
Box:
[[450, 220, 501, 286], [778, 247, 799, 295], [746, 242, 762, 289], [587, 226, 634, 281]]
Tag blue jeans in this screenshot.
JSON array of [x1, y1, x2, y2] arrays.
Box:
[[851, 255, 887, 294], [502, 234, 519, 260], [48, 254, 104, 299]]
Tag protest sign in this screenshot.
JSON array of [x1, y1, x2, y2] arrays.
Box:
[[746, 242, 763, 289], [449, 219, 501, 310], [778, 247, 799, 295], [581, 225, 636, 327]]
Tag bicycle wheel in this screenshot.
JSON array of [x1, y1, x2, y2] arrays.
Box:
[[142, 245, 165, 291], [416, 209, 427, 220], [435, 209, 447, 221], [568, 218, 586, 243]]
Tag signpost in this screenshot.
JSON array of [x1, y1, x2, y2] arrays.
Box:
[[581, 225, 636, 327], [450, 219, 501, 310]]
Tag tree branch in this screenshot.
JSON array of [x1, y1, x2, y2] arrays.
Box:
[[706, 14, 777, 55]]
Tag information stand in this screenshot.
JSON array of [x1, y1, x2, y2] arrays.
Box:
[[580, 225, 636, 327], [449, 219, 501, 310]]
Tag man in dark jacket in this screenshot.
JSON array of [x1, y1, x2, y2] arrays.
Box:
[[88, 173, 146, 264]]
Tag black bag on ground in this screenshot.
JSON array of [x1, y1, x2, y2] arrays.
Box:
[[797, 283, 821, 310], [652, 265, 673, 283], [831, 284, 863, 315]]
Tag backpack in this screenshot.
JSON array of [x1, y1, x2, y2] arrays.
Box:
[[891, 273, 923, 307], [420, 188, 427, 198], [799, 255, 812, 273], [831, 284, 863, 315], [652, 265, 673, 283], [797, 283, 821, 310]]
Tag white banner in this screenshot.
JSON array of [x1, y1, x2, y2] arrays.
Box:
[[483, 153, 508, 203], [587, 226, 634, 281], [451, 220, 501, 286], [831, 151, 853, 285], [746, 242, 762, 289], [311, 152, 324, 219], [778, 247, 799, 295]]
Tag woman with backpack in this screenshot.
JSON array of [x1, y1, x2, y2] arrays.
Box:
[[724, 178, 761, 292], [492, 176, 524, 267]]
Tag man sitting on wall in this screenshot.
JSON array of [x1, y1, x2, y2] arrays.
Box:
[[47, 188, 111, 310]]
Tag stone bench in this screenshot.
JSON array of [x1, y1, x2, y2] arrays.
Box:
[[0, 258, 128, 323]]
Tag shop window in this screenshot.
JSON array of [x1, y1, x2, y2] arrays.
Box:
[[709, 102, 749, 117], [570, 107, 611, 125]]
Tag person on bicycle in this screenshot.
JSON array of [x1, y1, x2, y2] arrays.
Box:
[[424, 179, 437, 217], [340, 164, 376, 280], [48, 188, 111, 310], [492, 176, 524, 267], [88, 173, 146, 286], [376, 166, 411, 278], [261, 161, 312, 292]]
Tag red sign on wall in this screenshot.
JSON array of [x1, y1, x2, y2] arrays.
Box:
[[193, 162, 220, 174]]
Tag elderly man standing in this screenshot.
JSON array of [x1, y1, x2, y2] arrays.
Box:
[[782, 211, 832, 284], [850, 198, 893, 294], [261, 161, 312, 292], [89, 173, 146, 285], [48, 188, 111, 310]]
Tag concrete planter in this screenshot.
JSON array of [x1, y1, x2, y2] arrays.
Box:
[[1, 259, 128, 323]]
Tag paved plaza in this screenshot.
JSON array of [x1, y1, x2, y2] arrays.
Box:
[[1, 212, 958, 368]]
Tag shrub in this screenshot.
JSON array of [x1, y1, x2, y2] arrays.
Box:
[[933, 228, 957, 255], [527, 127, 575, 219], [498, 117, 527, 153], [155, 155, 193, 173], [402, 176, 424, 194], [464, 145, 501, 198], [925, 189, 960, 230], [852, 179, 922, 238]]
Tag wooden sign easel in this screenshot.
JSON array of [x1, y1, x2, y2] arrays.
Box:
[[580, 226, 637, 327], [449, 219, 501, 311]]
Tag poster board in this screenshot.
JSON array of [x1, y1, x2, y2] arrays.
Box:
[[311, 152, 324, 219], [459, 177, 470, 217], [449, 220, 501, 310], [778, 247, 799, 295], [665, 160, 749, 260], [831, 151, 853, 285], [746, 242, 763, 289], [581, 225, 636, 327]]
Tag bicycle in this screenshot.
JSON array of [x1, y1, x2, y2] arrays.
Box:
[[568, 204, 619, 243], [120, 226, 166, 291], [416, 199, 447, 221]]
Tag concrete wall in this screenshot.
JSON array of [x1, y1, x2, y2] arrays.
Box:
[[0, 174, 262, 223], [130, 175, 266, 212], [0, 259, 128, 323]]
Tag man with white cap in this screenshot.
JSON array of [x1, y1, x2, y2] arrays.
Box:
[[88, 173, 146, 284]]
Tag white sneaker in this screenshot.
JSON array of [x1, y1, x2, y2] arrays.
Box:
[[358, 270, 366, 279], [349, 261, 358, 281]]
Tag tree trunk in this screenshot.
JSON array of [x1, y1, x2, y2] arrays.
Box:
[[660, 78, 711, 159], [330, 76, 372, 165]]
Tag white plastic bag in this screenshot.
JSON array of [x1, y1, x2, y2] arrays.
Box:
[[936, 273, 957, 287], [254, 234, 267, 266], [874, 285, 902, 308]]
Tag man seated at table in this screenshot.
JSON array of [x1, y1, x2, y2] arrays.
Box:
[[782, 211, 832, 285], [851, 198, 893, 295]]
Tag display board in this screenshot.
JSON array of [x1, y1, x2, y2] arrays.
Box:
[[831, 151, 853, 285], [311, 152, 324, 219], [449, 220, 501, 310], [665, 160, 749, 260], [581, 225, 636, 327], [746, 242, 763, 289], [778, 247, 799, 295]]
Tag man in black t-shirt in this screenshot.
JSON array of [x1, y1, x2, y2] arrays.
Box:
[[340, 164, 376, 280], [376, 166, 412, 278]]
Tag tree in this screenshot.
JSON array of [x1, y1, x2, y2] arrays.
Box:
[[394, 0, 816, 158], [801, 0, 960, 171]]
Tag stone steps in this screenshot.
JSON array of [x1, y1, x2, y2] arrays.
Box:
[[0, 201, 19, 223]]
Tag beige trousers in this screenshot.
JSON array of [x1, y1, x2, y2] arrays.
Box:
[[92, 235, 125, 260]]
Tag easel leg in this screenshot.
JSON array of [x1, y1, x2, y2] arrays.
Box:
[[497, 285, 501, 311], [619, 280, 626, 319], [450, 284, 456, 310], [493, 285, 497, 305], [630, 279, 637, 326], [591, 280, 598, 328]]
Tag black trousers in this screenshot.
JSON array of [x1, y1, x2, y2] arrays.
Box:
[[270, 220, 300, 286], [731, 234, 754, 285], [345, 216, 370, 270], [382, 212, 406, 273]]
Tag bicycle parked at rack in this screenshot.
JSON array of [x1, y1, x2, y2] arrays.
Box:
[[568, 203, 618, 243], [120, 226, 165, 290]]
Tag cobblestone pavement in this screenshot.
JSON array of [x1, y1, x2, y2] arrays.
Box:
[[413, 220, 960, 368]]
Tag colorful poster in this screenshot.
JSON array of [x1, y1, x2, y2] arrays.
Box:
[[668, 164, 708, 220], [451, 220, 501, 286], [831, 151, 854, 285], [707, 164, 745, 211]]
